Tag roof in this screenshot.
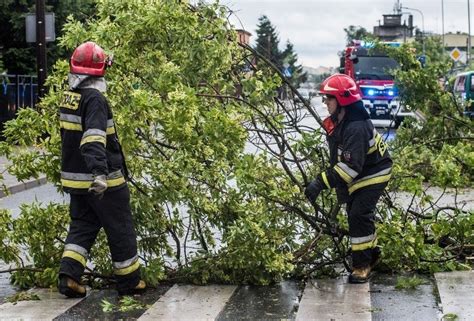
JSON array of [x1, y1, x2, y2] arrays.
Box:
[[235, 29, 252, 36]]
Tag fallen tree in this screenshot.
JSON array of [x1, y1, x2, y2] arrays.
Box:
[[0, 1, 472, 289]]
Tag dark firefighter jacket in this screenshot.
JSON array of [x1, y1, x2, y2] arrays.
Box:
[[318, 101, 392, 200], [59, 88, 127, 194]]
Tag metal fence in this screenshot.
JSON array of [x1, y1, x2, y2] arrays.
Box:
[[0, 74, 38, 129]]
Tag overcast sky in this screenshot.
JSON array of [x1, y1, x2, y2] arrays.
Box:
[[226, 0, 472, 67]]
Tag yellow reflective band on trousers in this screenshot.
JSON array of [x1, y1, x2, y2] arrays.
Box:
[[352, 238, 378, 251], [61, 176, 126, 189], [321, 172, 331, 189], [348, 173, 391, 194], [60, 121, 82, 131], [80, 135, 106, 147], [106, 127, 115, 135], [114, 260, 140, 276], [62, 250, 87, 266]]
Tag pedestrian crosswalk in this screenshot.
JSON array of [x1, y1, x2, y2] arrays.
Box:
[[0, 288, 83, 320], [296, 277, 371, 321], [140, 285, 237, 321], [0, 271, 472, 320]]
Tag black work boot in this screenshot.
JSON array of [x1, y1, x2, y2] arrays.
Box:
[[58, 276, 86, 298], [349, 265, 372, 284], [118, 280, 147, 296]]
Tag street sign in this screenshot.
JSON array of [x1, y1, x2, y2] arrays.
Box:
[[417, 55, 426, 67], [25, 13, 56, 43], [450, 47, 462, 62]]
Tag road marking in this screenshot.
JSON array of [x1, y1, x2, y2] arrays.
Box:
[[138, 284, 237, 321], [435, 271, 474, 321], [296, 277, 372, 321], [0, 288, 84, 321]]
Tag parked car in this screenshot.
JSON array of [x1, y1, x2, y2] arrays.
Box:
[[453, 71, 474, 119]]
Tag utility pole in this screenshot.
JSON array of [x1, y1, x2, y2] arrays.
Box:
[[442, 0, 445, 49], [468, 0, 472, 64], [36, 0, 47, 99], [402, 6, 425, 56]]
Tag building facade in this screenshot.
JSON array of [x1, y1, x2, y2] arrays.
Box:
[[373, 14, 414, 42]]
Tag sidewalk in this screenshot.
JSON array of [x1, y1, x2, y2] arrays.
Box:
[[0, 156, 47, 198]]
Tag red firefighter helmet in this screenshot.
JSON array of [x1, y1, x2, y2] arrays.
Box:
[[70, 42, 110, 76], [319, 73, 361, 106]]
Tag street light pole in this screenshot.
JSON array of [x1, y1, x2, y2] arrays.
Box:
[[468, 0, 471, 64], [36, 0, 47, 99], [402, 6, 425, 56], [442, 0, 445, 49]]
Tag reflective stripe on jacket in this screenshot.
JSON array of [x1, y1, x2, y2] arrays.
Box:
[[59, 89, 127, 194]]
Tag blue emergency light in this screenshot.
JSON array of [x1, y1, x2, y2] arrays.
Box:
[[356, 41, 401, 48], [363, 87, 397, 97], [359, 41, 375, 48]]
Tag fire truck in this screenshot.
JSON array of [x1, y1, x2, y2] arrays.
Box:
[[339, 40, 411, 127]]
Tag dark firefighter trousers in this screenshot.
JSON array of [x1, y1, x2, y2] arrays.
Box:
[[346, 183, 387, 268], [59, 185, 140, 292]]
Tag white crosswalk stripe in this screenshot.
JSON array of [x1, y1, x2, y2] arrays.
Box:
[[296, 277, 372, 321], [0, 288, 85, 321], [138, 284, 237, 321], [435, 271, 474, 321]]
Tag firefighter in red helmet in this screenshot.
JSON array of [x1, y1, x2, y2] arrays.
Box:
[[58, 41, 146, 297], [305, 73, 392, 283]]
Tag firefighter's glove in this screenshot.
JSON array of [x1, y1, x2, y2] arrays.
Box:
[[89, 174, 107, 198], [304, 178, 324, 204]]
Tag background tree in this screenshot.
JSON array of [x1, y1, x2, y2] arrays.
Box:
[[254, 15, 306, 89], [343, 25, 371, 44], [281, 40, 307, 88], [0, 0, 96, 74], [254, 15, 281, 67]]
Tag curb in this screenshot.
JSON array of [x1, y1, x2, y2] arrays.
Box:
[[0, 176, 48, 199]]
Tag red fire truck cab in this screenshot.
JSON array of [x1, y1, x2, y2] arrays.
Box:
[[340, 40, 411, 127]]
